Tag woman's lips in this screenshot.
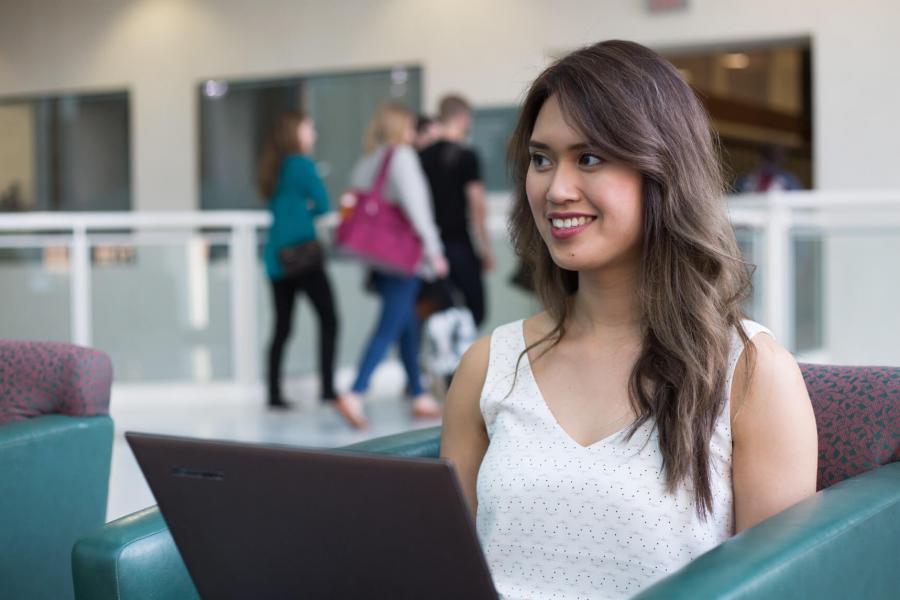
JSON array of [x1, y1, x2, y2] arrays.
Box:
[[548, 215, 596, 239]]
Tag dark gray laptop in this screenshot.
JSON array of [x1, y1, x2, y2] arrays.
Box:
[[126, 431, 498, 600]]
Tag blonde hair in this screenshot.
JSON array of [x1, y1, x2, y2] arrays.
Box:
[[364, 102, 413, 153]]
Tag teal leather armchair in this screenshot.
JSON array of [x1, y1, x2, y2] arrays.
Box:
[[72, 364, 899, 599], [0, 340, 114, 600]]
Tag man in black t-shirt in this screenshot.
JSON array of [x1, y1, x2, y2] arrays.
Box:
[[419, 95, 494, 327]]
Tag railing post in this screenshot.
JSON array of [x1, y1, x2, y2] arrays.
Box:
[[763, 197, 793, 348], [70, 222, 93, 346], [230, 224, 259, 387]]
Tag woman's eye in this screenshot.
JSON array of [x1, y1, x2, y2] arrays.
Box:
[[579, 153, 603, 167], [530, 153, 551, 168]]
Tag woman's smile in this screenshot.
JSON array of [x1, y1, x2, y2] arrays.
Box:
[[547, 213, 598, 239]]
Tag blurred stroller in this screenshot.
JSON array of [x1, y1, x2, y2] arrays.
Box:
[[416, 279, 477, 399]]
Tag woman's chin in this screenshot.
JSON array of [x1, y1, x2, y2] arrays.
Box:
[[549, 254, 590, 272]]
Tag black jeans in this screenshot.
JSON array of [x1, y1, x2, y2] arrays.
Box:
[[267, 268, 338, 403], [444, 240, 486, 326]]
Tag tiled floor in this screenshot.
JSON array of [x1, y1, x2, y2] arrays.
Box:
[[107, 368, 442, 521]]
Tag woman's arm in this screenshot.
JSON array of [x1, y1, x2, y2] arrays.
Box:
[[440, 335, 491, 517], [283, 155, 331, 215], [390, 145, 444, 259], [731, 332, 818, 532], [466, 180, 494, 271], [301, 158, 330, 216]]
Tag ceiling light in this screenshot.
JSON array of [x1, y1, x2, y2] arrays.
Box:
[[203, 80, 229, 98], [721, 53, 750, 69]]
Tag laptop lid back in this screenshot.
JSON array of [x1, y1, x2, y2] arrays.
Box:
[[126, 432, 497, 600]]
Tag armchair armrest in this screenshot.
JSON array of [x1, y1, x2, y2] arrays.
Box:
[[634, 462, 900, 599], [342, 425, 442, 458], [72, 506, 199, 600]]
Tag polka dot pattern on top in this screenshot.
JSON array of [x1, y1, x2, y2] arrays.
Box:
[[475, 319, 771, 600]]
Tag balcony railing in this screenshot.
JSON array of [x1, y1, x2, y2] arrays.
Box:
[[1, 190, 899, 392]]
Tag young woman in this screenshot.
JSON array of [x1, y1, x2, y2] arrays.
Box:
[[259, 111, 358, 426], [340, 102, 450, 428], [441, 41, 818, 599]]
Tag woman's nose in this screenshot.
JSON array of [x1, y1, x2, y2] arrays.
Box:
[[546, 162, 579, 204]]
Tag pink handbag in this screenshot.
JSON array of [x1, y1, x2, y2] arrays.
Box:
[[336, 147, 423, 275]]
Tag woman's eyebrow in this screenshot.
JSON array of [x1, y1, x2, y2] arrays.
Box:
[[528, 140, 592, 152]]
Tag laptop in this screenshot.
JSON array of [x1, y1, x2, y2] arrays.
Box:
[[126, 431, 499, 600]]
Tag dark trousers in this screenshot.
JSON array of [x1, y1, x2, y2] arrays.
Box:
[[444, 240, 486, 326], [267, 268, 339, 403]]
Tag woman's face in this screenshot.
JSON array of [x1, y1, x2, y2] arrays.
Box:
[[297, 119, 317, 153], [526, 95, 644, 274]]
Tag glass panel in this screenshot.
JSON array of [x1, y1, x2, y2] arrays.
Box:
[[0, 92, 130, 212], [470, 106, 519, 192], [792, 232, 823, 353], [734, 226, 764, 323], [91, 237, 232, 381], [0, 103, 35, 211], [664, 42, 813, 191], [200, 78, 304, 211], [819, 231, 900, 365], [305, 67, 422, 195], [0, 244, 71, 341], [482, 229, 541, 333], [200, 67, 422, 211]]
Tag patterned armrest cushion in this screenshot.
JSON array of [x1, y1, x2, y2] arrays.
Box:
[[0, 340, 113, 424], [800, 363, 900, 490]]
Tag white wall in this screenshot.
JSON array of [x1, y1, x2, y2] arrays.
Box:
[[1, 0, 899, 211]]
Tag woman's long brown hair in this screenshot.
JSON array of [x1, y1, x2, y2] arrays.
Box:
[[257, 110, 307, 200], [508, 40, 754, 517]]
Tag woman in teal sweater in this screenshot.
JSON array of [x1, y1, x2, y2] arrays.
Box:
[[259, 111, 354, 422]]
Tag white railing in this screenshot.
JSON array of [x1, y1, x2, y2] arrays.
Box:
[[2, 190, 900, 386], [727, 190, 900, 362], [0, 211, 270, 385]]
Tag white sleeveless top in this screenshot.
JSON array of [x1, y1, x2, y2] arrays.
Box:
[[476, 319, 771, 600]]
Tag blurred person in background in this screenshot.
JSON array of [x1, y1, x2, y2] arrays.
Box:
[[735, 143, 803, 192], [259, 111, 358, 425], [340, 102, 449, 427], [419, 94, 493, 327], [414, 114, 442, 150]]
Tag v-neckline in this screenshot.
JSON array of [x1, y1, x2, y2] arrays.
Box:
[[518, 319, 636, 450]]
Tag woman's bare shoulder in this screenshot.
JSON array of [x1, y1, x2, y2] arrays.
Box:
[[457, 333, 491, 378], [731, 330, 811, 432]]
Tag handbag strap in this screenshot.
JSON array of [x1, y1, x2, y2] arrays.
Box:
[[370, 146, 395, 197]]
